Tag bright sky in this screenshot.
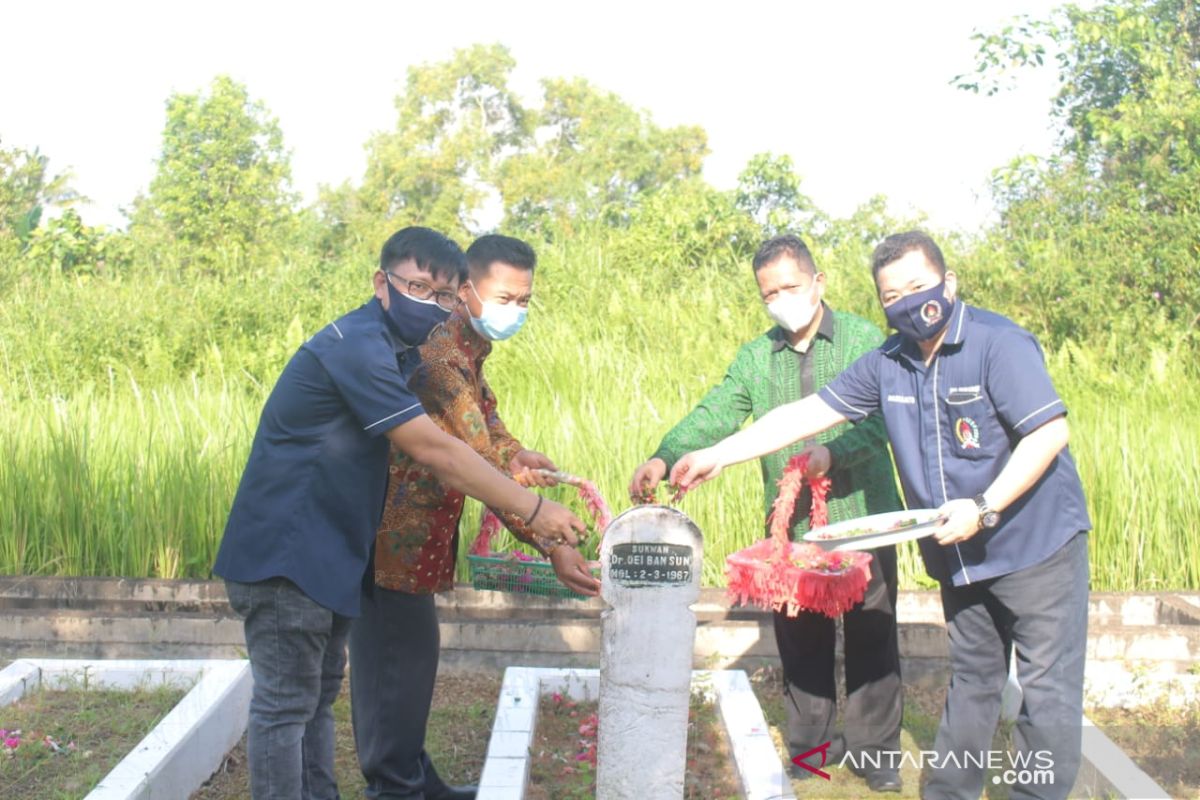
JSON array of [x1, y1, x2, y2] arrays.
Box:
[[1, 0, 1064, 234]]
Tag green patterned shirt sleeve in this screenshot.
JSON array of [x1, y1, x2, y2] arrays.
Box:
[[651, 346, 754, 471], [822, 323, 890, 471]]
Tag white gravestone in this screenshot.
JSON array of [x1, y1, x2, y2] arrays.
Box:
[[598, 505, 704, 800]]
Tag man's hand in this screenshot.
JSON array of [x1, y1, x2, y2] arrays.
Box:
[[528, 498, 585, 545], [550, 545, 601, 596], [797, 444, 831, 478], [511, 449, 558, 488], [629, 457, 667, 501], [933, 498, 982, 545], [668, 448, 724, 492]]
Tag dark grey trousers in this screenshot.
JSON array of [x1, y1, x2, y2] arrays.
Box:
[[925, 531, 1089, 800], [348, 586, 446, 800], [775, 543, 903, 767], [225, 577, 351, 800]]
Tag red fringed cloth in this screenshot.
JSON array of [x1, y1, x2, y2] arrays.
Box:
[[725, 453, 873, 618], [471, 470, 613, 558]]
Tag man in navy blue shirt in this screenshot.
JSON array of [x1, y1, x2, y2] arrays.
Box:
[[672, 231, 1090, 800], [214, 227, 589, 800]]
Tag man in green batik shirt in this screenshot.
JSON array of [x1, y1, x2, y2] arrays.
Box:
[[630, 235, 905, 793]]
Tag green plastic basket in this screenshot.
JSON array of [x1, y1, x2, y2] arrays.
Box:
[[467, 553, 600, 601]]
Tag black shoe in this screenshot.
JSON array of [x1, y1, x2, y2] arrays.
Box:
[[425, 785, 477, 800], [863, 768, 902, 793], [423, 756, 477, 800], [788, 761, 817, 781]]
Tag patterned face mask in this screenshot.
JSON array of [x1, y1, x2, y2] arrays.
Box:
[[884, 281, 954, 342]]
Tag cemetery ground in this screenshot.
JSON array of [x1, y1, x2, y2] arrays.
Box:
[[1, 659, 1196, 797], [0, 684, 185, 799], [184, 665, 1200, 800]]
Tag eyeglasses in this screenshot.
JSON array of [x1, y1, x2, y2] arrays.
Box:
[[386, 272, 461, 311]]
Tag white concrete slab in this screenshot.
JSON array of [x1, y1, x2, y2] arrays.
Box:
[[1079, 714, 1171, 799]]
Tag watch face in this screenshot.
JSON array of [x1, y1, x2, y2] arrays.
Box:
[[983, 511, 1000, 528]]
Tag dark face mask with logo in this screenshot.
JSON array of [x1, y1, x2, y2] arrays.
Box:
[[884, 281, 955, 342], [380, 277, 451, 347]]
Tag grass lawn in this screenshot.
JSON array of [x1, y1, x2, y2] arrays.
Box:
[[191, 672, 501, 799], [1087, 702, 1200, 799], [525, 691, 741, 799], [0, 685, 185, 799]]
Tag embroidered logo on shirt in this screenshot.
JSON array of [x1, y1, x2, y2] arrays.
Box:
[[955, 417, 981, 450], [920, 300, 943, 326], [887, 394, 917, 404]]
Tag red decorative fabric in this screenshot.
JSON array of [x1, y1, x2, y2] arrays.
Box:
[[726, 453, 872, 618]]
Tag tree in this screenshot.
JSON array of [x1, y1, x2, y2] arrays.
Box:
[[496, 78, 708, 235], [130, 76, 297, 273], [329, 44, 529, 253], [735, 153, 820, 238], [0, 139, 78, 247], [955, 0, 1200, 345], [501, 77, 709, 231]]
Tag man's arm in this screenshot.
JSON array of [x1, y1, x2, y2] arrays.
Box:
[[410, 363, 598, 596], [629, 350, 754, 496], [386, 415, 584, 546], [670, 347, 885, 489], [669, 394, 848, 489], [479, 378, 524, 468], [935, 328, 1073, 545], [422, 366, 556, 554]]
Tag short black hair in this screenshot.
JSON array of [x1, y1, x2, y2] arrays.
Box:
[[752, 234, 817, 274], [379, 226, 466, 283], [466, 234, 537, 280], [871, 230, 947, 278]]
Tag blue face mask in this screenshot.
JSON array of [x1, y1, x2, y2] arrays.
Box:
[[381, 276, 451, 347], [467, 283, 528, 341], [884, 281, 954, 342]]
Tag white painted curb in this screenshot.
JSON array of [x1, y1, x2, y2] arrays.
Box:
[[0, 658, 251, 800], [478, 667, 794, 800]]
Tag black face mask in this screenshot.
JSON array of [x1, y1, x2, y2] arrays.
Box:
[[884, 281, 955, 342], [380, 277, 451, 347]]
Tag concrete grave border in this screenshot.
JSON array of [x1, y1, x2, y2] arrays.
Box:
[[0, 658, 251, 800], [478, 666, 794, 800]]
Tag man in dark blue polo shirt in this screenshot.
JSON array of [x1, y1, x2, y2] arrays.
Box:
[[671, 231, 1090, 800], [214, 226, 590, 800]]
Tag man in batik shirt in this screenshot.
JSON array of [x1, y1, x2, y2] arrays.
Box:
[[349, 234, 600, 800]]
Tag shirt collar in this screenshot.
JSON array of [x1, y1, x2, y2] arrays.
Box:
[[771, 302, 836, 352], [943, 299, 969, 346]]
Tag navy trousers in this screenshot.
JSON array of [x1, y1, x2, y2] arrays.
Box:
[[925, 532, 1089, 800]]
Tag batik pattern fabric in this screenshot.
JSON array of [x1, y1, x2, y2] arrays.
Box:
[[373, 311, 544, 594]]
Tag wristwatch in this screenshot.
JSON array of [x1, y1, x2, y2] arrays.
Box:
[[974, 494, 1000, 529]]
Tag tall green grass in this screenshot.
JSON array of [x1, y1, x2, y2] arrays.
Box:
[[0, 379, 254, 578], [0, 236, 1195, 589]]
